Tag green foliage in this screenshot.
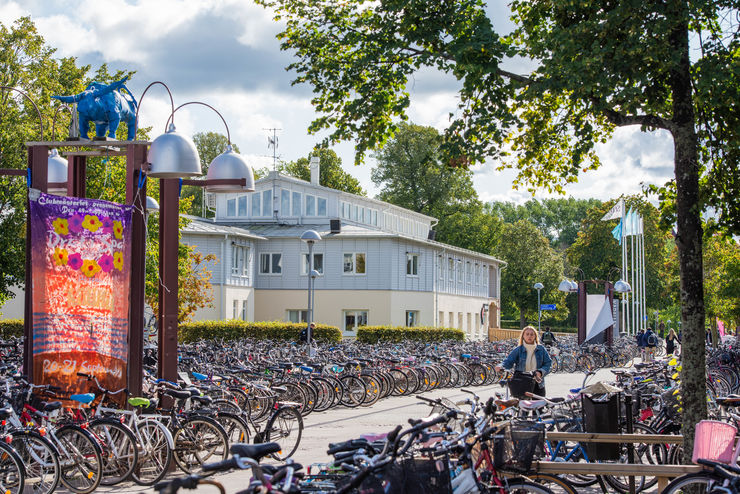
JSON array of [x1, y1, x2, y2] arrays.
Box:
[[704, 235, 740, 326], [179, 320, 342, 343], [356, 326, 465, 343], [0, 319, 22, 338], [280, 147, 365, 195], [495, 219, 566, 326]]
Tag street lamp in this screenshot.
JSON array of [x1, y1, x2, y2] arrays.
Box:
[[301, 230, 321, 354], [533, 282, 544, 332]]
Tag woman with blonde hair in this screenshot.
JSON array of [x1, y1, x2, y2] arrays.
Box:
[[665, 328, 680, 356], [496, 325, 552, 397]]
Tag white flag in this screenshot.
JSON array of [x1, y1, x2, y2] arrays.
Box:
[[601, 200, 624, 221], [623, 207, 634, 235], [636, 214, 644, 235]]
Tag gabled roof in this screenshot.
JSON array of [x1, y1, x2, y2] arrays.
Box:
[[181, 215, 266, 240]]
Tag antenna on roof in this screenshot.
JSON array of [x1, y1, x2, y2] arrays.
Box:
[[265, 128, 282, 173]]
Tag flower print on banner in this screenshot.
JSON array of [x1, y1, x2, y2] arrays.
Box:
[[82, 215, 103, 233], [52, 218, 69, 236], [68, 253, 83, 270], [53, 247, 68, 266], [113, 251, 124, 271], [98, 253, 114, 273], [101, 217, 114, 234], [68, 214, 84, 233], [113, 220, 124, 240], [81, 259, 102, 278]]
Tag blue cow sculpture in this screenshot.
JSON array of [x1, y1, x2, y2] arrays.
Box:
[[53, 77, 138, 140]]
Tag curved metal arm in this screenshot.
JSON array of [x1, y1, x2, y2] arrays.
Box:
[[51, 103, 75, 141], [0, 85, 43, 139], [164, 101, 231, 144], [135, 81, 176, 134]]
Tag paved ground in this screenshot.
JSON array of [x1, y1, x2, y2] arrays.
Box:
[[87, 368, 659, 493]]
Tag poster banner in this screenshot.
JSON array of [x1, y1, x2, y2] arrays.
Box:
[[29, 190, 133, 398]]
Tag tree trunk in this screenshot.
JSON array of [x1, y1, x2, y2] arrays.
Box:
[[667, 1, 706, 464], [519, 309, 526, 329]]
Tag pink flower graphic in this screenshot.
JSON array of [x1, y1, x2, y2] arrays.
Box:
[[68, 253, 83, 270], [68, 214, 84, 233], [101, 217, 114, 234], [98, 254, 114, 273]]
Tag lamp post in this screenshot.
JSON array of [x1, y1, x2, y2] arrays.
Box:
[[533, 282, 544, 332], [301, 230, 321, 355]]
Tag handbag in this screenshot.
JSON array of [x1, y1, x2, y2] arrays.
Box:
[[508, 371, 536, 398]]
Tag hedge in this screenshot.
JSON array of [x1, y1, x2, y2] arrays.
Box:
[[0, 319, 23, 338], [179, 320, 342, 344], [357, 326, 465, 344]]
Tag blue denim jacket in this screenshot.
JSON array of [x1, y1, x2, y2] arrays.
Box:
[[501, 345, 553, 382]]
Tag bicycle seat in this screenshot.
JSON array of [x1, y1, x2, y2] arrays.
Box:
[[0, 407, 12, 419], [570, 388, 582, 394], [70, 393, 95, 405], [164, 389, 192, 401], [716, 397, 740, 407], [547, 397, 566, 404], [518, 399, 547, 410], [192, 372, 208, 381], [495, 398, 519, 408], [192, 394, 213, 405], [42, 401, 63, 412], [128, 397, 151, 408], [231, 442, 281, 460], [261, 463, 304, 475]]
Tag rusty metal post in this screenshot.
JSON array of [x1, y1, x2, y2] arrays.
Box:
[[158, 178, 180, 383], [68, 155, 87, 198], [125, 144, 148, 397], [23, 145, 48, 380]]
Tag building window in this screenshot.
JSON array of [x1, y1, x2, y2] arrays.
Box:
[[262, 190, 272, 217], [475, 263, 480, 285], [343, 253, 366, 274], [231, 245, 249, 276], [227, 198, 236, 217], [457, 260, 463, 284], [372, 210, 378, 226], [251, 192, 260, 216], [292, 192, 302, 216], [301, 253, 324, 275], [438, 255, 444, 280], [343, 310, 368, 332], [238, 196, 247, 216], [281, 189, 290, 214], [466, 261, 472, 285], [483, 265, 489, 286], [305, 195, 316, 216], [259, 253, 282, 274], [287, 310, 308, 323], [406, 253, 419, 276], [317, 197, 327, 216], [242, 299, 248, 320], [448, 258, 454, 281], [406, 310, 419, 327], [438, 311, 444, 327], [232, 300, 239, 319]]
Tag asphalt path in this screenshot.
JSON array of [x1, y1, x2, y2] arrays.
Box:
[[85, 367, 668, 493]]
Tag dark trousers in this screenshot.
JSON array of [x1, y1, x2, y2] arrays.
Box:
[[534, 381, 546, 398]]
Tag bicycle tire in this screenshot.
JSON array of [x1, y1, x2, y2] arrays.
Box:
[[339, 375, 366, 408], [55, 424, 103, 494], [214, 411, 250, 444], [528, 473, 578, 494], [172, 416, 228, 476], [264, 406, 304, 460], [131, 419, 173, 486], [89, 418, 139, 485], [359, 374, 381, 407], [489, 479, 556, 493], [0, 440, 24, 494], [9, 429, 59, 494], [661, 471, 722, 493]]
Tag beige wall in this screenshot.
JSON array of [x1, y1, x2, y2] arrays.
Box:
[[435, 293, 493, 340], [0, 286, 24, 319]]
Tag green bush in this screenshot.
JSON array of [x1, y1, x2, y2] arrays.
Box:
[[357, 325, 465, 343], [179, 320, 342, 344], [0, 319, 23, 338]]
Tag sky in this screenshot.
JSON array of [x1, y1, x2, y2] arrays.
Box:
[[0, 0, 676, 205]]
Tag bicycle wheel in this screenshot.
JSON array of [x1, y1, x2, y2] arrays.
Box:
[[264, 406, 304, 460], [89, 418, 139, 485], [9, 429, 59, 494], [172, 416, 228, 475], [131, 419, 173, 486], [339, 375, 366, 408], [55, 424, 103, 494], [214, 411, 250, 444], [528, 473, 578, 494], [499, 479, 555, 493], [661, 472, 722, 493], [0, 441, 25, 494], [359, 374, 381, 407]]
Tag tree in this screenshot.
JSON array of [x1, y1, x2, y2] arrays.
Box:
[[495, 220, 566, 328], [704, 235, 740, 328], [371, 122, 498, 252], [181, 132, 240, 218], [489, 198, 602, 250], [280, 147, 365, 195], [256, 0, 739, 456]]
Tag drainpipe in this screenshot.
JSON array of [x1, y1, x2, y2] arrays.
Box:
[[222, 235, 228, 319]]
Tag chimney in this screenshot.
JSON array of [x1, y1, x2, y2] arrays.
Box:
[[310, 155, 320, 185]]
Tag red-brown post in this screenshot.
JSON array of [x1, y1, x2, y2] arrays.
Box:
[[158, 178, 180, 383]]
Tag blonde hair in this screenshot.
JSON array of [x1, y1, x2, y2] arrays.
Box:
[[669, 328, 677, 338], [518, 325, 540, 346]]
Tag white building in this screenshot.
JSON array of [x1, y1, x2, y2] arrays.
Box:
[[181, 170, 505, 340]]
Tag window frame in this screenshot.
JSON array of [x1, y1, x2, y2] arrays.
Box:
[[405, 310, 419, 327], [406, 253, 419, 276], [287, 309, 308, 323], [343, 309, 368, 332], [343, 252, 367, 275], [259, 252, 282, 275], [301, 252, 324, 275]]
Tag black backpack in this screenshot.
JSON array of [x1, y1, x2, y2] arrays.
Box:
[[299, 328, 308, 342], [542, 332, 554, 344], [647, 333, 658, 346]]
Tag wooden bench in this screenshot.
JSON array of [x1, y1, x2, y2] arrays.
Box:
[[539, 431, 695, 491]]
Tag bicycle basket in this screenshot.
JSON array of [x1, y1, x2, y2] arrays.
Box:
[[661, 386, 682, 420], [337, 454, 452, 494], [491, 421, 545, 473], [508, 371, 536, 399]]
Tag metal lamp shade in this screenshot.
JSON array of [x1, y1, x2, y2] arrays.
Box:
[[569, 280, 579, 291], [147, 124, 202, 178], [47, 148, 68, 196], [146, 196, 160, 212], [206, 145, 255, 192], [558, 279, 574, 292], [614, 279, 632, 293]]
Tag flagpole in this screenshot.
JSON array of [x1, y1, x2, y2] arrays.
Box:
[[640, 218, 647, 332], [631, 228, 636, 336], [620, 199, 628, 335]]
